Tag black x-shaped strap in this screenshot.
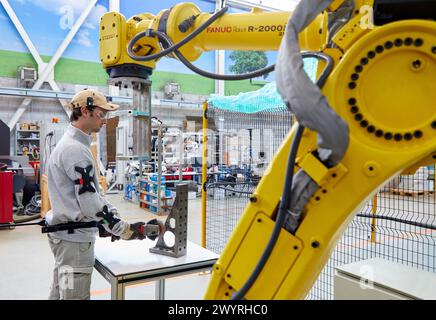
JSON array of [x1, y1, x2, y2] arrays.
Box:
[[96, 205, 121, 230], [74, 165, 96, 195]]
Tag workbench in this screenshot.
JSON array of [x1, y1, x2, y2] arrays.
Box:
[[94, 237, 218, 300]]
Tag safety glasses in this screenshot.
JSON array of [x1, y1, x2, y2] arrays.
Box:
[[93, 109, 109, 120]]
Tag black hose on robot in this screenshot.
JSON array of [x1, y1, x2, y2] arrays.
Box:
[[231, 123, 305, 300], [126, 0, 339, 300], [153, 29, 275, 80], [130, 17, 335, 300], [127, 6, 229, 62], [127, 6, 276, 81], [231, 52, 334, 300]]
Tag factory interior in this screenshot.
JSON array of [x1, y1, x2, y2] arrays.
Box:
[[0, 0, 435, 301]]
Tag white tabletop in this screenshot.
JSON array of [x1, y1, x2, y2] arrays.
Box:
[[336, 258, 436, 300], [95, 238, 218, 279]]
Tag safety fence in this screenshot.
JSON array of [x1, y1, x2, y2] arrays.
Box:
[[201, 100, 436, 299], [202, 102, 293, 254], [307, 168, 435, 299]]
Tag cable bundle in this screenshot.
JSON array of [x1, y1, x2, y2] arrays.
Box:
[[24, 193, 41, 216]]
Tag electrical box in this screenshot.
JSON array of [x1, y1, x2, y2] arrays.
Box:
[[164, 82, 180, 99], [18, 66, 37, 88], [39, 122, 67, 175]]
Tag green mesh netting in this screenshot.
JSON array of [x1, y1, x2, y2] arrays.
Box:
[[208, 58, 318, 113]]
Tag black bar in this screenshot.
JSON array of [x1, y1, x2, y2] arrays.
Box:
[[374, 0, 436, 25]]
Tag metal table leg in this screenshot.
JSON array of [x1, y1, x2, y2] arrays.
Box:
[[111, 279, 125, 300], [155, 279, 165, 300]]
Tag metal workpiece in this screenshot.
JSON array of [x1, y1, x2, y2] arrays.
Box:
[[150, 183, 189, 257]]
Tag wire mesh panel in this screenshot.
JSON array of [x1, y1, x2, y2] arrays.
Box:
[[308, 167, 436, 300], [204, 104, 293, 254], [203, 98, 435, 297], [205, 182, 257, 254]]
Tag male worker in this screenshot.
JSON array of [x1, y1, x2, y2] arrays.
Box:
[[45, 89, 160, 300]]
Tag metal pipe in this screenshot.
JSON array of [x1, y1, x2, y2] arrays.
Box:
[[201, 101, 208, 248], [371, 195, 377, 243]]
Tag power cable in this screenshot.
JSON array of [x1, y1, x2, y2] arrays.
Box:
[[231, 53, 334, 300], [127, 6, 276, 81]]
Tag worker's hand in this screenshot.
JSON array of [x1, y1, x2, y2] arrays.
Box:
[[96, 205, 121, 230], [120, 222, 147, 240], [120, 219, 165, 241], [97, 224, 121, 242]]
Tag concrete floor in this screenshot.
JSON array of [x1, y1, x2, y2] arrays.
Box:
[[2, 189, 434, 300], [0, 194, 212, 300]]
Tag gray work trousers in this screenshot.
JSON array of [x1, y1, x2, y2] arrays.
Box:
[[48, 234, 95, 300]]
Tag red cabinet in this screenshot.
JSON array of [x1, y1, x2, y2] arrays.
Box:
[[0, 171, 13, 224]]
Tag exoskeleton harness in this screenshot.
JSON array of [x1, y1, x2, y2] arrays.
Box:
[[1, 164, 118, 240], [0, 205, 119, 240]]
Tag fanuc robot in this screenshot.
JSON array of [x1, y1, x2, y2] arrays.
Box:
[[99, 0, 436, 299]]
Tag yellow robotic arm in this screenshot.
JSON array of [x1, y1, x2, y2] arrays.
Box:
[[99, 2, 327, 79], [99, 0, 436, 299]]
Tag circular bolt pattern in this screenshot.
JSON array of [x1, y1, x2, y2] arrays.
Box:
[[394, 38, 403, 47], [404, 133, 413, 141], [347, 39, 431, 143], [376, 45, 384, 53], [414, 38, 424, 47], [384, 132, 393, 140], [351, 106, 359, 113], [405, 38, 413, 46], [385, 41, 393, 49], [347, 40, 428, 143], [394, 133, 403, 141]]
